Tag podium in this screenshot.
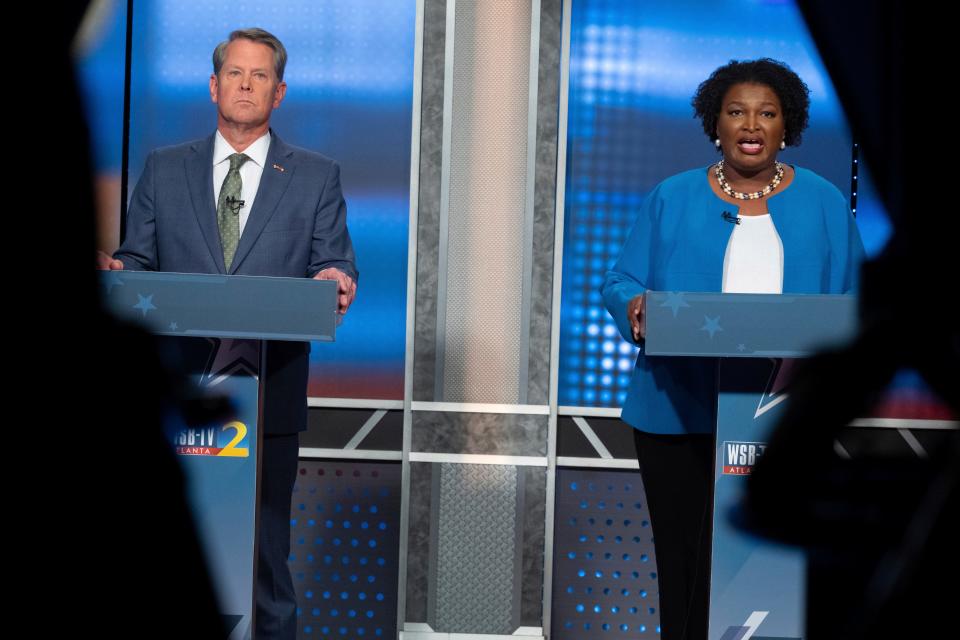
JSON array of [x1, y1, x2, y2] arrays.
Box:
[[644, 291, 858, 640], [100, 271, 337, 640]]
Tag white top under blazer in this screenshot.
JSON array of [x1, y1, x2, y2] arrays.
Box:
[[721, 213, 784, 294]]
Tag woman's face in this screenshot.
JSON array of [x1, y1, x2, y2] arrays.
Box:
[[716, 82, 786, 176]]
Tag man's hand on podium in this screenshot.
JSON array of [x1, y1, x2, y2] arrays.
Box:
[[96, 250, 124, 271], [628, 293, 646, 342], [313, 267, 357, 315]]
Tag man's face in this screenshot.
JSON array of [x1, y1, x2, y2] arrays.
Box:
[[210, 38, 286, 131]]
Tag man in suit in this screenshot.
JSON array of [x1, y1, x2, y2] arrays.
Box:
[[97, 28, 357, 639]]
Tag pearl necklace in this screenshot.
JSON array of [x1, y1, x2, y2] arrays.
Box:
[[715, 159, 784, 200]]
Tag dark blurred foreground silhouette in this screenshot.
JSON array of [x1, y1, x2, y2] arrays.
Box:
[[744, 3, 959, 639]]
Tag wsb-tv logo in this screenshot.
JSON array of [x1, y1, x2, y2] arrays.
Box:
[[174, 422, 250, 458], [722, 441, 766, 475]]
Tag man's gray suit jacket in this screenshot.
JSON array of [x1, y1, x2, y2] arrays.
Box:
[[115, 130, 358, 434]]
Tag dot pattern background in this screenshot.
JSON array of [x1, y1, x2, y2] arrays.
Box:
[[290, 461, 401, 638], [552, 469, 661, 638]]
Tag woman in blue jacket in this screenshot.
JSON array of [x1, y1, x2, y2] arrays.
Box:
[[601, 58, 865, 640]]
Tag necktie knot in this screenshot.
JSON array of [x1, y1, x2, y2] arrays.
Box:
[[229, 153, 250, 172]]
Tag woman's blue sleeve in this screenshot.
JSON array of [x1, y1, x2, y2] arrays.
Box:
[[823, 185, 866, 293], [601, 183, 662, 343]]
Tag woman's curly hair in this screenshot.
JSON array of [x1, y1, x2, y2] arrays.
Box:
[[692, 58, 810, 148]]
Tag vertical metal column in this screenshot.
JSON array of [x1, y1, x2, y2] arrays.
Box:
[[399, 1, 557, 639]]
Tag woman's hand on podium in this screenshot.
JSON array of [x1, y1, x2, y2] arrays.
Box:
[[628, 293, 646, 342]]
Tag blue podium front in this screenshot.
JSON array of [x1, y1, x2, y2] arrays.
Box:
[[101, 271, 337, 640], [644, 291, 858, 640]]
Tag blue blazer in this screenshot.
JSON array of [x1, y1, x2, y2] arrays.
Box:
[[601, 166, 865, 435], [115, 131, 358, 434]]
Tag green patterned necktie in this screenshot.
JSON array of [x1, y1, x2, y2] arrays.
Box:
[[217, 152, 250, 270]]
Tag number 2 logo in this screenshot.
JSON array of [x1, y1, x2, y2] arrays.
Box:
[[218, 421, 249, 457]]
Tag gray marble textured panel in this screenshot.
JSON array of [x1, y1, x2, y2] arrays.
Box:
[[412, 0, 447, 402], [404, 462, 434, 622], [412, 411, 548, 456], [520, 466, 547, 626], [526, 0, 562, 405]]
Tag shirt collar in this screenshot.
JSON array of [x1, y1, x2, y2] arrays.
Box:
[[213, 130, 271, 168]]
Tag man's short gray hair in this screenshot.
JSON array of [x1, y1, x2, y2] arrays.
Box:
[[212, 28, 287, 82]]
